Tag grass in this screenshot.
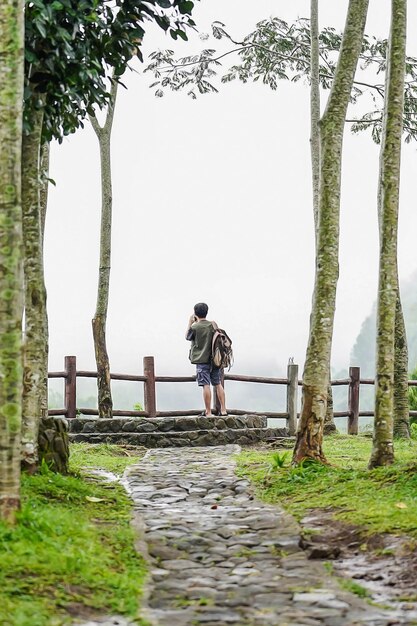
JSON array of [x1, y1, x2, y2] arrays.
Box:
[[0, 444, 147, 626], [338, 579, 370, 599], [70, 442, 145, 475], [236, 435, 417, 537]]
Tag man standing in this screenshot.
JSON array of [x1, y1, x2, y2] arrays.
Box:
[[186, 302, 227, 417]]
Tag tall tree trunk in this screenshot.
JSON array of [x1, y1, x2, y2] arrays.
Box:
[[310, 0, 337, 435], [38, 140, 51, 437], [21, 108, 49, 471], [369, 0, 407, 467], [39, 141, 50, 245], [310, 0, 320, 248], [293, 0, 369, 464], [90, 80, 118, 418], [372, 19, 410, 441], [0, 0, 25, 523]]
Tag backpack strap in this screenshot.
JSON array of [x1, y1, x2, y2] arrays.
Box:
[[210, 322, 220, 372]]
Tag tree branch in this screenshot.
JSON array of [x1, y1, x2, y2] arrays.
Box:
[[104, 78, 118, 134], [89, 112, 103, 138], [89, 72, 118, 137], [156, 41, 309, 74]]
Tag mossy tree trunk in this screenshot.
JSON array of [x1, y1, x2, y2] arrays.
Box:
[[38, 416, 69, 474], [310, 0, 337, 435], [39, 140, 50, 426], [310, 0, 320, 248], [369, 0, 407, 467], [90, 80, 118, 418], [39, 141, 50, 243], [0, 0, 25, 523], [371, 11, 410, 441], [293, 0, 369, 464], [21, 107, 49, 472]]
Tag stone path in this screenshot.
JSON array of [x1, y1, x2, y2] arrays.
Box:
[[123, 445, 411, 626]]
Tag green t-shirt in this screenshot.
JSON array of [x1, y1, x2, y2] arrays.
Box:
[[189, 320, 214, 364]]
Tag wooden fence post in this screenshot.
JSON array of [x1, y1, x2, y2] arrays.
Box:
[[287, 362, 298, 436], [65, 355, 77, 419], [144, 356, 156, 418], [348, 366, 360, 435]]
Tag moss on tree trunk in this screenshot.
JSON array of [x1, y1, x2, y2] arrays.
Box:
[[38, 416, 69, 474], [0, 0, 25, 523], [309, 1, 336, 435], [21, 107, 49, 472], [293, 0, 369, 464], [369, 0, 406, 468]]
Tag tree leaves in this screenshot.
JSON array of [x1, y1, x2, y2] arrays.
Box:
[[144, 16, 417, 145], [178, 1, 194, 15], [24, 0, 199, 142]]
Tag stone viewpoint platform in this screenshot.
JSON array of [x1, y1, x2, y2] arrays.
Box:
[[68, 415, 287, 447]]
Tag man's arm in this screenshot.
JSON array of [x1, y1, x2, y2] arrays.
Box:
[[185, 314, 196, 340]]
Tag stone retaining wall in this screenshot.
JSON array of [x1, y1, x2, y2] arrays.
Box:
[[69, 414, 268, 435], [68, 415, 288, 448]]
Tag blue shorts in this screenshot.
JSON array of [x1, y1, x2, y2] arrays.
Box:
[[196, 364, 222, 387]]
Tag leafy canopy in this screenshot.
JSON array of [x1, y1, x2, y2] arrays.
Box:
[[409, 365, 417, 412], [145, 17, 417, 143], [25, 0, 197, 141]]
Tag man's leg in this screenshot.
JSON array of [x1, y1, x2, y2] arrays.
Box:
[[215, 383, 227, 415], [197, 364, 214, 416], [202, 385, 213, 416]]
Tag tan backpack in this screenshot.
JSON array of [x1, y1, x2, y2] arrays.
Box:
[[211, 322, 233, 370]]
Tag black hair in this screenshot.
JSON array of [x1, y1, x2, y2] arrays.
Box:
[[194, 302, 208, 318]]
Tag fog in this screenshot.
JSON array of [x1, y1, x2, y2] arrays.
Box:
[[45, 1, 417, 413]]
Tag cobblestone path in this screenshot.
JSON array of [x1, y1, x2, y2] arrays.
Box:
[[124, 445, 410, 626]]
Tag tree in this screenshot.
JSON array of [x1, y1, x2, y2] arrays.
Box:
[[292, 0, 369, 463], [0, 0, 25, 522], [89, 79, 118, 419], [310, 0, 337, 435], [21, 106, 48, 471], [21, 0, 198, 465], [369, 0, 407, 467]]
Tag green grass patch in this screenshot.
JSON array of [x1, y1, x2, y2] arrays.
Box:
[[338, 579, 370, 598], [0, 444, 147, 626], [70, 442, 145, 475], [237, 435, 417, 537]]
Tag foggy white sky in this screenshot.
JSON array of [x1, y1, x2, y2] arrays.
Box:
[[45, 1, 417, 388]]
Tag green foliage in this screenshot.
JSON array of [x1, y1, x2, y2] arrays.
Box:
[[237, 435, 417, 537], [338, 579, 370, 599], [0, 448, 147, 625], [409, 365, 417, 412], [146, 16, 417, 143], [134, 401, 144, 411], [24, 0, 198, 141], [70, 442, 145, 474], [268, 451, 290, 471]]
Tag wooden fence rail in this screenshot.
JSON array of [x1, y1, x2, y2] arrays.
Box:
[[48, 356, 417, 436]]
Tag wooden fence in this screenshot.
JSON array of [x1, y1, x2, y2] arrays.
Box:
[[48, 356, 417, 436]]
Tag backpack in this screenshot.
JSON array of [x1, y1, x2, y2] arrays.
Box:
[[211, 322, 233, 370]]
